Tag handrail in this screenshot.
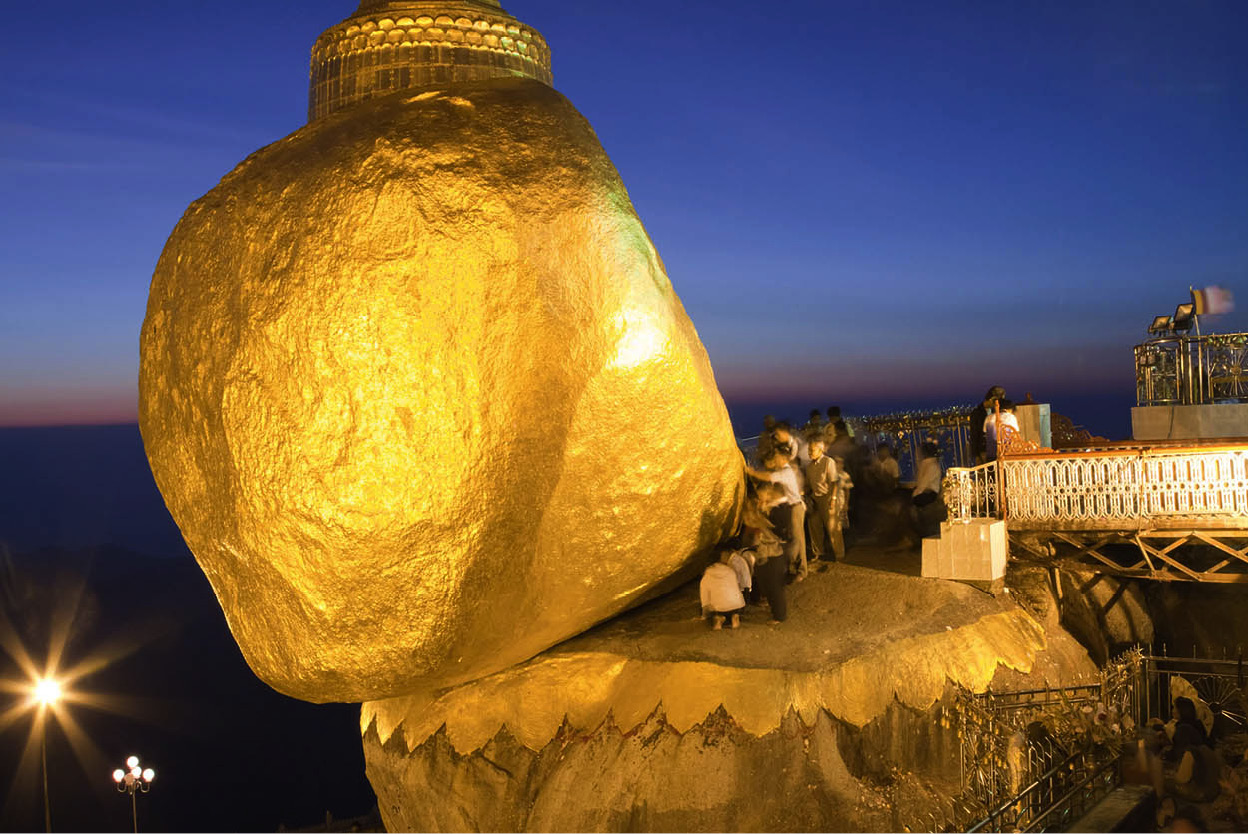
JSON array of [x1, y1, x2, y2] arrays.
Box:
[[947, 444, 1248, 530], [965, 743, 1115, 833]]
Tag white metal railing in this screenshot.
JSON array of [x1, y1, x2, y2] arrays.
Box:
[[947, 446, 1248, 531], [944, 462, 999, 522]]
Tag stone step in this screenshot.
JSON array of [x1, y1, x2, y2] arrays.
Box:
[[1067, 783, 1155, 833]]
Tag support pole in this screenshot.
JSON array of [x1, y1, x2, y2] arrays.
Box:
[[41, 725, 50, 833]]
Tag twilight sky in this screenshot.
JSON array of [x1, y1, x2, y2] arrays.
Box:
[[1, 0, 1245, 430]]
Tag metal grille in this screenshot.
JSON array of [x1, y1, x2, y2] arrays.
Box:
[[945, 462, 999, 522], [946, 651, 1142, 833], [1135, 332, 1248, 406]]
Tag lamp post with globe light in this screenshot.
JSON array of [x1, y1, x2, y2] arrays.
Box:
[[112, 756, 155, 833], [33, 677, 62, 833]]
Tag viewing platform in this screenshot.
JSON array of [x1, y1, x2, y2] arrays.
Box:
[[945, 439, 1248, 584]]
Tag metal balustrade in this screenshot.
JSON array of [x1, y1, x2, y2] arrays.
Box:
[[1135, 332, 1248, 406], [947, 446, 1248, 532]]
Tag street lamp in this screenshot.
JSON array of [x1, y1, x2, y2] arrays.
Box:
[[112, 755, 156, 833], [32, 677, 62, 833]]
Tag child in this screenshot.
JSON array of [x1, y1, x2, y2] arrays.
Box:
[[700, 548, 746, 629]]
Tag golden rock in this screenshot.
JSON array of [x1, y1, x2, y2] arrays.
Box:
[[138, 76, 744, 703]]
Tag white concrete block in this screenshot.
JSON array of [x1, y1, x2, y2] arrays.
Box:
[[938, 530, 955, 577], [921, 537, 941, 577], [939, 519, 1007, 581]]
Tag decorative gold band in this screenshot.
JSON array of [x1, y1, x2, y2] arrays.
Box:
[[308, 9, 551, 122]]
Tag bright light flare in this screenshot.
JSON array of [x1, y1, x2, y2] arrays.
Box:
[[142, 768, 155, 782], [34, 677, 62, 706], [112, 768, 125, 783], [126, 755, 139, 769]]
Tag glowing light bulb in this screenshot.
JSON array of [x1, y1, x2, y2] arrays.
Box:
[[142, 768, 155, 782], [112, 769, 125, 783], [34, 678, 61, 705], [130, 766, 142, 779], [126, 755, 139, 768]]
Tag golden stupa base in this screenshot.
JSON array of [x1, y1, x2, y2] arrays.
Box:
[[361, 563, 1096, 831]]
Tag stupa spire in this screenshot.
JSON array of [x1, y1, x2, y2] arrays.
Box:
[[308, 1, 551, 122]]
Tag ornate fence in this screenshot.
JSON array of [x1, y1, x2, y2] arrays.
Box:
[[947, 447, 1248, 532], [1136, 332, 1248, 406], [940, 650, 1141, 832], [944, 460, 999, 521], [945, 648, 1248, 832], [853, 406, 976, 481]]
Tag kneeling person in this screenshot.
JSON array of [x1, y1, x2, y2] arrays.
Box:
[[700, 548, 747, 630]]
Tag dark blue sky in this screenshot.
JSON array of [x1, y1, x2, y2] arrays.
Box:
[[2, 0, 1245, 428]]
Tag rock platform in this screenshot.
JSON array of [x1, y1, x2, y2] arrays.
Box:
[[362, 556, 1097, 831]]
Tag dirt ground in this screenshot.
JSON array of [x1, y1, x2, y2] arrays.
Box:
[[556, 531, 1092, 686]]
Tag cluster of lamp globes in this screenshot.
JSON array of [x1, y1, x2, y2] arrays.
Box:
[[112, 755, 156, 792]]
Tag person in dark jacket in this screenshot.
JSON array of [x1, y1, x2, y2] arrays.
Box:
[[970, 385, 1005, 464]]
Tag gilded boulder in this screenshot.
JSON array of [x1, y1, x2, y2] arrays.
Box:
[[139, 78, 743, 702]]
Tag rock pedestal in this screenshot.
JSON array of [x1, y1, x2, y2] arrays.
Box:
[[361, 563, 1097, 831]]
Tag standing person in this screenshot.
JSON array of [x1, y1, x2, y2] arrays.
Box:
[[970, 386, 1005, 464], [911, 441, 946, 538], [833, 456, 853, 543], [776, 421, 808, 468], [741, 482, 788, 623], [805, 438, 843, 563], [984, 399, 1020, 461], [827, 406, 853, 438], [803, 409, 825, 437], [868, 445, 900, 492], [746, 451, 808, 582]]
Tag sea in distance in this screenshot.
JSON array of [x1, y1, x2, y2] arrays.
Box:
[[0, 388, 1133, 557]]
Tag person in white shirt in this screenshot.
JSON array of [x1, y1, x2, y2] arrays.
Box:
[[912, 442, 943, 499], [984, 399, 1021, 460], [745, 449, 808, 582], [727, 549, 753, 595], [804, 438, 843, 563], [700, 549, 747, 629], [911, 441, 946, 538]]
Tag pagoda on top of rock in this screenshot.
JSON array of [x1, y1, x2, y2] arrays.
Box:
[[308, 0, 552, 120]]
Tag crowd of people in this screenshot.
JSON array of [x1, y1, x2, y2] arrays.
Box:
[[1127, 694, 1228, 831], [698, 389, 1029, 628], [699, 405, 951, 628]]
